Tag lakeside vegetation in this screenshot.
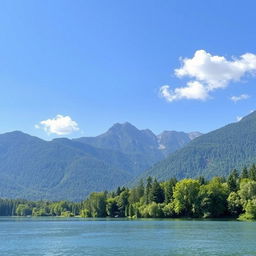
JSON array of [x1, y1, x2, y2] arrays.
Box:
[[1, 164, 256, 220]]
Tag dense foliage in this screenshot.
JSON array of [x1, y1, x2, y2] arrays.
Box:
[[1, 164, 256, 220], [139, 111, 256, 182], [0, 199, 81, 217]]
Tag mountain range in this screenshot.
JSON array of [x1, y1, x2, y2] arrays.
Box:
[[3, 111, 256, 202], [0, 122, 200, 201], [137, 111, 256, 182]]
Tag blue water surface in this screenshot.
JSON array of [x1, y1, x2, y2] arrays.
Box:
[[0, 217, 255, 256]]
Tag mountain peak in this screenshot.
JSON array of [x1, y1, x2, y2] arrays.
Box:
[[3, 130, 27, 136], [0, 130, 44, 142], [240, 110, 256, 122], [112, 122, 136, 128], [108, 122, 139, 133], [188, 131, 203, 140]]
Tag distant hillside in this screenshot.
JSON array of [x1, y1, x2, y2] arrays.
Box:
[[137, 111, 256, 182], [0, 132, 133, 201], [0, 123, 199, 201]]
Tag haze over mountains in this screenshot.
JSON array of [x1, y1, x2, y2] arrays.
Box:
[[0, 122, 200, 201]]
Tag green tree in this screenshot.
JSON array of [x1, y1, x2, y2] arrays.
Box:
[[241, 167, 249, 179], [198, 176, 206, 185], [144, 177, 153, 204], [15, 204, 32, 216], [131, 202, 141, 218], [162, 202, 175, 217], [163, 178, 177, 203], [199, 177, 229, 218], [249, 164, 256, 181], [227, 192, 243, 217], [87, 192, 107, 217], [136, 179, 145, 199], [173, 179, 200, 217], [106, 198, 118, 217], [149, 179, 164, 203], [80, 208, 90, 217], [244, 199, 256, 219], [128, 180, 144, 205], [128, 188, 138, 204], [148, 203, 163, 218], [227, 169, 239, 192], [238, 179, 256, 205], [117, 190, 129, 217]]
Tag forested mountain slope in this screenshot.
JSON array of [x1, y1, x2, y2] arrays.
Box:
[[0, 132, 132, 201], [138, 111, 256, 181]]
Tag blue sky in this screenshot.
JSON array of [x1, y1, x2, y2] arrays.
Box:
[[1, 0, 256, 139]]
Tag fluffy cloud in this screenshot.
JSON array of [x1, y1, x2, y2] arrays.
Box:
[[160, 81, 208, 102], [160, 50, 256, 102], [230, 94, 250, 102], [36, 115, 79, 135]]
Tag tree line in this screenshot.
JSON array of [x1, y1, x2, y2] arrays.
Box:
[[1, 164, 256, 220]]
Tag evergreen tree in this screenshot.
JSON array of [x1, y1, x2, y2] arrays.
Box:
[[249, 164, 256, 181], [149, 179, 164, 203], [198, 176, 206, 185], [137, 179, 144, 199], [241, 167, 249, 179], [227, 169, 239, 192], [116, 187, 121, 196], [115, 186, 125, 196], [163, 178, 177, 203], [144, 176, 153, 204]]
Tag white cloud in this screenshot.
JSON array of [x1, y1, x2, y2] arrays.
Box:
[[160, 50, 256, 102], [36, 114, 79, 135], [160, 81, 208, 102], [230, 94, 250, 102]]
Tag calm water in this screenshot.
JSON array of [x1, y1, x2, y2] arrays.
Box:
[[0, 217, 256, 256]]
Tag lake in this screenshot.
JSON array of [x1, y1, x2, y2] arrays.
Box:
[[0, 217, 255, 256]]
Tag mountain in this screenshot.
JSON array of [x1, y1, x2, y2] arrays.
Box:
[[74, 123, 163, 174], [0, 131, 133, 201], [0, 123, 199, 201], [188, 131, 203, 140], [138, 111, 256, 182], [157, 131, 202, 156], [76, 122, 159, 154], [75, 123, 201, 177], [75, 122, 201, 158]]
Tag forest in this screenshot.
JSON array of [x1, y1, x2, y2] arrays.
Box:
[[1, 164, 256, 220]]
